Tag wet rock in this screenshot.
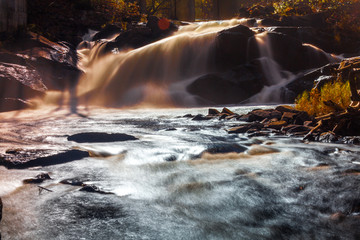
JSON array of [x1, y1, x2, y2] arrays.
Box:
[[250, 109, 282, 121], [105, 17, 177, 53], [281, 111, 298, 123], [294, 111, 312, 125], [225, 115, 238, 120], [67, 132, 138, 143], [282, 125, 312, 135], [342, 169, 360, 176], [318, 132, 338, 143], [187, 65, 263, 105], [205, 143, 247, 154], [238, 113, 257, 122], [192, 114, 212, 121], [219, 113, 230, 120], [247, 145, 279, 155], [0, 32, 81, 112], [92, 24, 122, 41], [275, 105, 300, 114], [60, 178, 86, 186], [79, 184, 113, 195], [23, 173, 51, 184], [228, 122, 264, 134], [215, 24, 254, 70], [0, 98, 36, 112], [165, 155, 177, 162], [267, 121, 288, 130], [221, 107, 235, 115], [248, 32, 335, 73], [343, 137, 360, 145], [208, 108, 220, 115], [0, 61, 46, 112], [182, 114, 194, 118], [0, 149, 89, 169]]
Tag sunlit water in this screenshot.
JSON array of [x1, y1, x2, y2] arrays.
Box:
[[0, 106, 360, 239]]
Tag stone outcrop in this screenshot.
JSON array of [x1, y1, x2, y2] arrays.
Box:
[[102, 16, 178, 54], [0, 149, 89, 169], [0, 32, 81, 112], [188, 105, 360, 144]]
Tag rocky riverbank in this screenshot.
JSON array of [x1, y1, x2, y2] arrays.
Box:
[[187, 105, 360, 145]]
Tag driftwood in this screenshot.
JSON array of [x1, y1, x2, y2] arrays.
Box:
[[38, 186, 53, 195]]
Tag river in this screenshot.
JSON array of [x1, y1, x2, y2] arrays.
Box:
[[0, 106, 360, 239]]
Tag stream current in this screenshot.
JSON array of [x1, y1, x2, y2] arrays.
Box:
[[0, 106, 360, 239]]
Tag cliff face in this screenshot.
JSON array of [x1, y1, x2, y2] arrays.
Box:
[[0, 0, 27, 33]]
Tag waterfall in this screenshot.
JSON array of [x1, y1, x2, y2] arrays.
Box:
[[75, 19, 250, 107], [255, 33, 285, 86], [39, 19, 341, 109]]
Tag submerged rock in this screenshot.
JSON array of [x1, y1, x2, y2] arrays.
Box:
[[79, 184, 113, 195], [0, 149, 89, 169], [67, 132, 138, 143], [60, 178, 86, 186], [23, 173, 51, 184]]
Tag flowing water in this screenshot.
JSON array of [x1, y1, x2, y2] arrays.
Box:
[[0, 106, 360, 239], [1, 20, 359, 239]]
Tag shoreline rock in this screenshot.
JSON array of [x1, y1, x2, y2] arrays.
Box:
[[189, 106, 360, 145], [0, 149, 89, 169]]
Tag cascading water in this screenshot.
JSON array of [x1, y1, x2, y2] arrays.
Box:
[[39, 19, 342, 109], [75, 20, 251, 107]]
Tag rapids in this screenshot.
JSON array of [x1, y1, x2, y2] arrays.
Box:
[[0, 106, 360, 239]]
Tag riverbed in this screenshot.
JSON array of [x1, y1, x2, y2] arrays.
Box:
[[0, 106, 360, 239]]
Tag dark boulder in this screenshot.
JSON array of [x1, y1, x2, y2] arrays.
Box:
[[92, 24, 122, 41], [279, 13, 329, 28], [205, 143, 247, 154], [0, 32, 81, 112], [228, 122, 264, 134], [192, 114, 213, 121], [248, 32, 336, 73], [215, 24, 255, 70], [318, 132, 338, 143], [79, 184, 113, 194], [250, 109, 282, 121], [60, 178, 86, 186], [68, 132, 138, 143], [23, 173, 51, 184], [104, 17, 178, 53], [0, 149, 89, 169], [187, 65, 263, 105], [0, 197, 2, 222]]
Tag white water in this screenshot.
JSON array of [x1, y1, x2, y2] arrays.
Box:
[[1, 107, 360, 239]]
